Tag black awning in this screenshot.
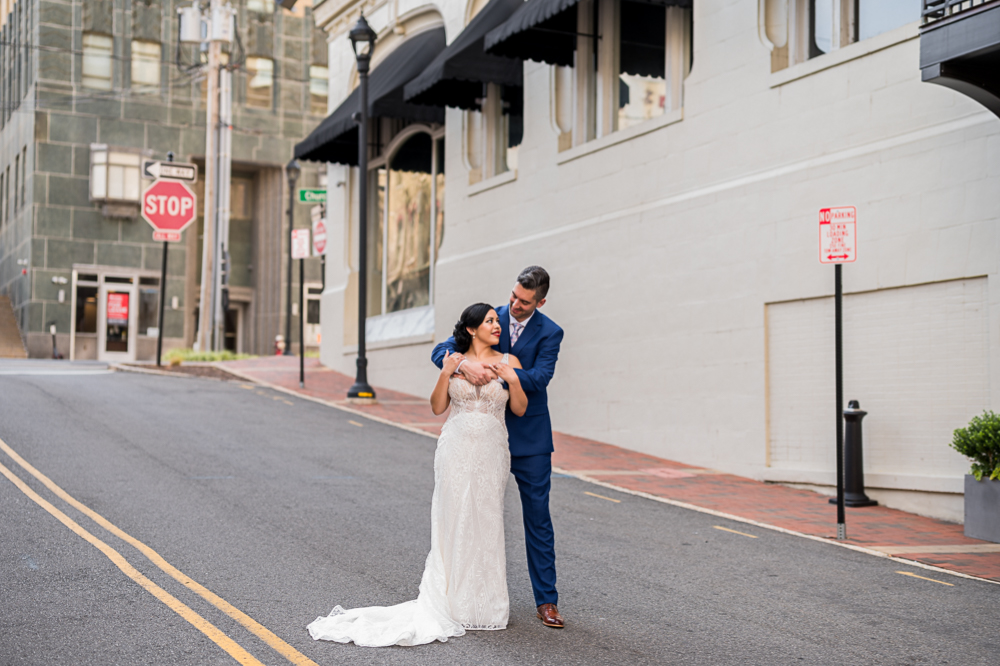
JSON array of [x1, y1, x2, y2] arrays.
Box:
[[295, 28, 447, 165], [484, 0, 690, 68], [403, 0, 524, 111], [485, 0, 580, 67]]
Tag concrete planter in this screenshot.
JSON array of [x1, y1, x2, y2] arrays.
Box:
[[964, 475, 1000, 543]]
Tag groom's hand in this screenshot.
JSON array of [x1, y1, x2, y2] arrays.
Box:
[[459, 361, 493, 386]]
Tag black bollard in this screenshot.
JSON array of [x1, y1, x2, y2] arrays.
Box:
[[830, 400, 878, 507]]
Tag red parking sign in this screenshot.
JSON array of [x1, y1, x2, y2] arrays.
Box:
[[819, 206, 856, 264]]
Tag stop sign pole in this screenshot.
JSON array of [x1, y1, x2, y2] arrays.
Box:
[[819, 206, 857, 540], [141, 158, 198, 367]]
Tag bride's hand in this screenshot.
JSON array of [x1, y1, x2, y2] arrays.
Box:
[[491, 362, 519, 385], [441, 351, 465, 376]]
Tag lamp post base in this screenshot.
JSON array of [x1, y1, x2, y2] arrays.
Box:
[[347, 381, 376, 401], [829, 494, 878, 507]]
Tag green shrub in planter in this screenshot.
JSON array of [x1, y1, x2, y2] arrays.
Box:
[[951, 411, 1000, 481]]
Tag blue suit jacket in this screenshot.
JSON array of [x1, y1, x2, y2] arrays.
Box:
[[431, 304, 564, 457]]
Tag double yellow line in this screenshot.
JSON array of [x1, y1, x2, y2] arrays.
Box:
[[0, 438, 318, 666]]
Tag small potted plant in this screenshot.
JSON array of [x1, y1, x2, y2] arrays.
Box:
[[951, 411, 1000, 543]]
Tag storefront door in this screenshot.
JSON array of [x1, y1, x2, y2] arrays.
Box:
[[97, 277, 137, 362]]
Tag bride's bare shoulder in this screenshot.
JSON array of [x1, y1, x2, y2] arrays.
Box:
[[506, 354, 523, 369]]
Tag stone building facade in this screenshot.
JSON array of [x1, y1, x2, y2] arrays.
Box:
[[0, 0, 329, 360]]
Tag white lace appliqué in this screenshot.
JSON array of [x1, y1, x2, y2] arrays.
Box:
[[307, 356, 511, 647]]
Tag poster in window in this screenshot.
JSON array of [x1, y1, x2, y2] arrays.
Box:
[[107, 292, 130, 325]]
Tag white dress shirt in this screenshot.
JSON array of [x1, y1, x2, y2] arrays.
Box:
[[509, 309, 533, 346]]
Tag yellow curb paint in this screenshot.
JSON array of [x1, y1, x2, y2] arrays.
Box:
[[895, 571, 954, 586], [0, 460, 265, 666], [348, 421, 364, 427], [282, 400, 294, 406], [713, 525, 758, 539], [0, 438, 320, 666], [584, 491, 621, 503]]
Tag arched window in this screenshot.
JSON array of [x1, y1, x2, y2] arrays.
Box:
[[367, 129, 445, 316]]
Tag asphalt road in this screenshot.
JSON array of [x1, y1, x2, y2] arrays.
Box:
[[1, 361, 997, 665]]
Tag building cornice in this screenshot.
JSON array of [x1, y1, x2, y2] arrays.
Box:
[[313, 0, 389, 37]]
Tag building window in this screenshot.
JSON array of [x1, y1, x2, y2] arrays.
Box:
[[76, 285, 99, 334], [563, 0, 691, 148], [90, 145, 141, 203], [812, 0, 920, 55], [13, 155, 18, 214], [82, 33, 114, 90], [766, 0, 920, 70], [246, 0, 275, 12], [368, 132, 445, 316], [245, 57, 274, 109], [309, 65, 328, 115], [131, 40, 161, 91], [138, 277, 160, 337], [20, 147, 26, 210], [466, 84, 522, 184]]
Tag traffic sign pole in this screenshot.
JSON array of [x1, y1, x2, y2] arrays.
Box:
[[157, 241, 168, 367], [299, 256, 305, 388], [819, 206, 855, 541], [835, 263, 846, 540], [290, 228, 310, 384]]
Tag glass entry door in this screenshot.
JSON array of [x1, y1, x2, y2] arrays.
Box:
[[97, 277, 137, 362]]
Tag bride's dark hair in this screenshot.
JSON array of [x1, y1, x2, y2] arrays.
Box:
[[453, 303, 494, 352]]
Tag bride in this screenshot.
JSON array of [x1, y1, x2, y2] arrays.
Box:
[[308, 303, 527, 647]]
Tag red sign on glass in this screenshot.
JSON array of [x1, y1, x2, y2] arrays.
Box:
[[107, 292, 130, 326]]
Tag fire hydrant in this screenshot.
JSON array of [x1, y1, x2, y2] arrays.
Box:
[[274, 335, 286, 356]]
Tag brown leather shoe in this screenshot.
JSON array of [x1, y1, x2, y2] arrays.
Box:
[[536, 603, 564, 628]]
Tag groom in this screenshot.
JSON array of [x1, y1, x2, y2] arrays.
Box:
[[431, 266, 565, 629]]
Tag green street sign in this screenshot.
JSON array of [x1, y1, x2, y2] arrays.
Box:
[[298, 188, 327, 203]]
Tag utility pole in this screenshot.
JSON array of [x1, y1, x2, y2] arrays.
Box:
[[196, 0, 222, 352], [187, 0, 236, 353], [215, 66, 233, 351]]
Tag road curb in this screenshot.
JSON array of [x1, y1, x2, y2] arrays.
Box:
[[212, 363, 441, 440], [110, 363, 243, 382], [217, 362, 1000, 589], [554, 468, 1000, 587]]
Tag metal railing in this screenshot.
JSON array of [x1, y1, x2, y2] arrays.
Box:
[[923, 0, 999, 25]]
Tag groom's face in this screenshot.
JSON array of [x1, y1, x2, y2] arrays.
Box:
[[509, 283, 545, 321]]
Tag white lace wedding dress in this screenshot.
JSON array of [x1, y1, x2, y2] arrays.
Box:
[[307, 356, 512, 647]]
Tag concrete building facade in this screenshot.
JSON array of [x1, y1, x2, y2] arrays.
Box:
[[311, 0, 999, 522], [0, 0, 328, 360]]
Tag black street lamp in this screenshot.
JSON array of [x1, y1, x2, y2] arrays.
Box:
[[347, 14, 377, 401], [284, 158, 301, 356]]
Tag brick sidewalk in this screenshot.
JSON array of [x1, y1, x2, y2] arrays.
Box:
[[220, 356, 1000, 584]]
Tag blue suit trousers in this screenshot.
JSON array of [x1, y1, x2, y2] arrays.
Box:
[[510, 453, 558, 607]]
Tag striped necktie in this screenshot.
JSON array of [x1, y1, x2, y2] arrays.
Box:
[[511, 322, 524, 347]]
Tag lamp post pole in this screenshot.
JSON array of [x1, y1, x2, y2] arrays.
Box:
[[284, 160, 300, 355], [347, 15, 377, 401]]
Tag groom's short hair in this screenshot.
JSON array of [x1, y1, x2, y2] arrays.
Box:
[[517, 266, 550, 301]]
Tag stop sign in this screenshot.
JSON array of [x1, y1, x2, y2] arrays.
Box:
[[142, 179, 197, 242]]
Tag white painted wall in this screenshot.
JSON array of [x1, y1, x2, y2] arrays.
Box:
[[317, 0, 1000, 521]]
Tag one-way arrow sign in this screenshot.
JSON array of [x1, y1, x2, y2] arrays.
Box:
[[142, 159, 198, 182]]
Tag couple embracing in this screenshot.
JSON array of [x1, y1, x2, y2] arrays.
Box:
[[308, 266, 565, 647]]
